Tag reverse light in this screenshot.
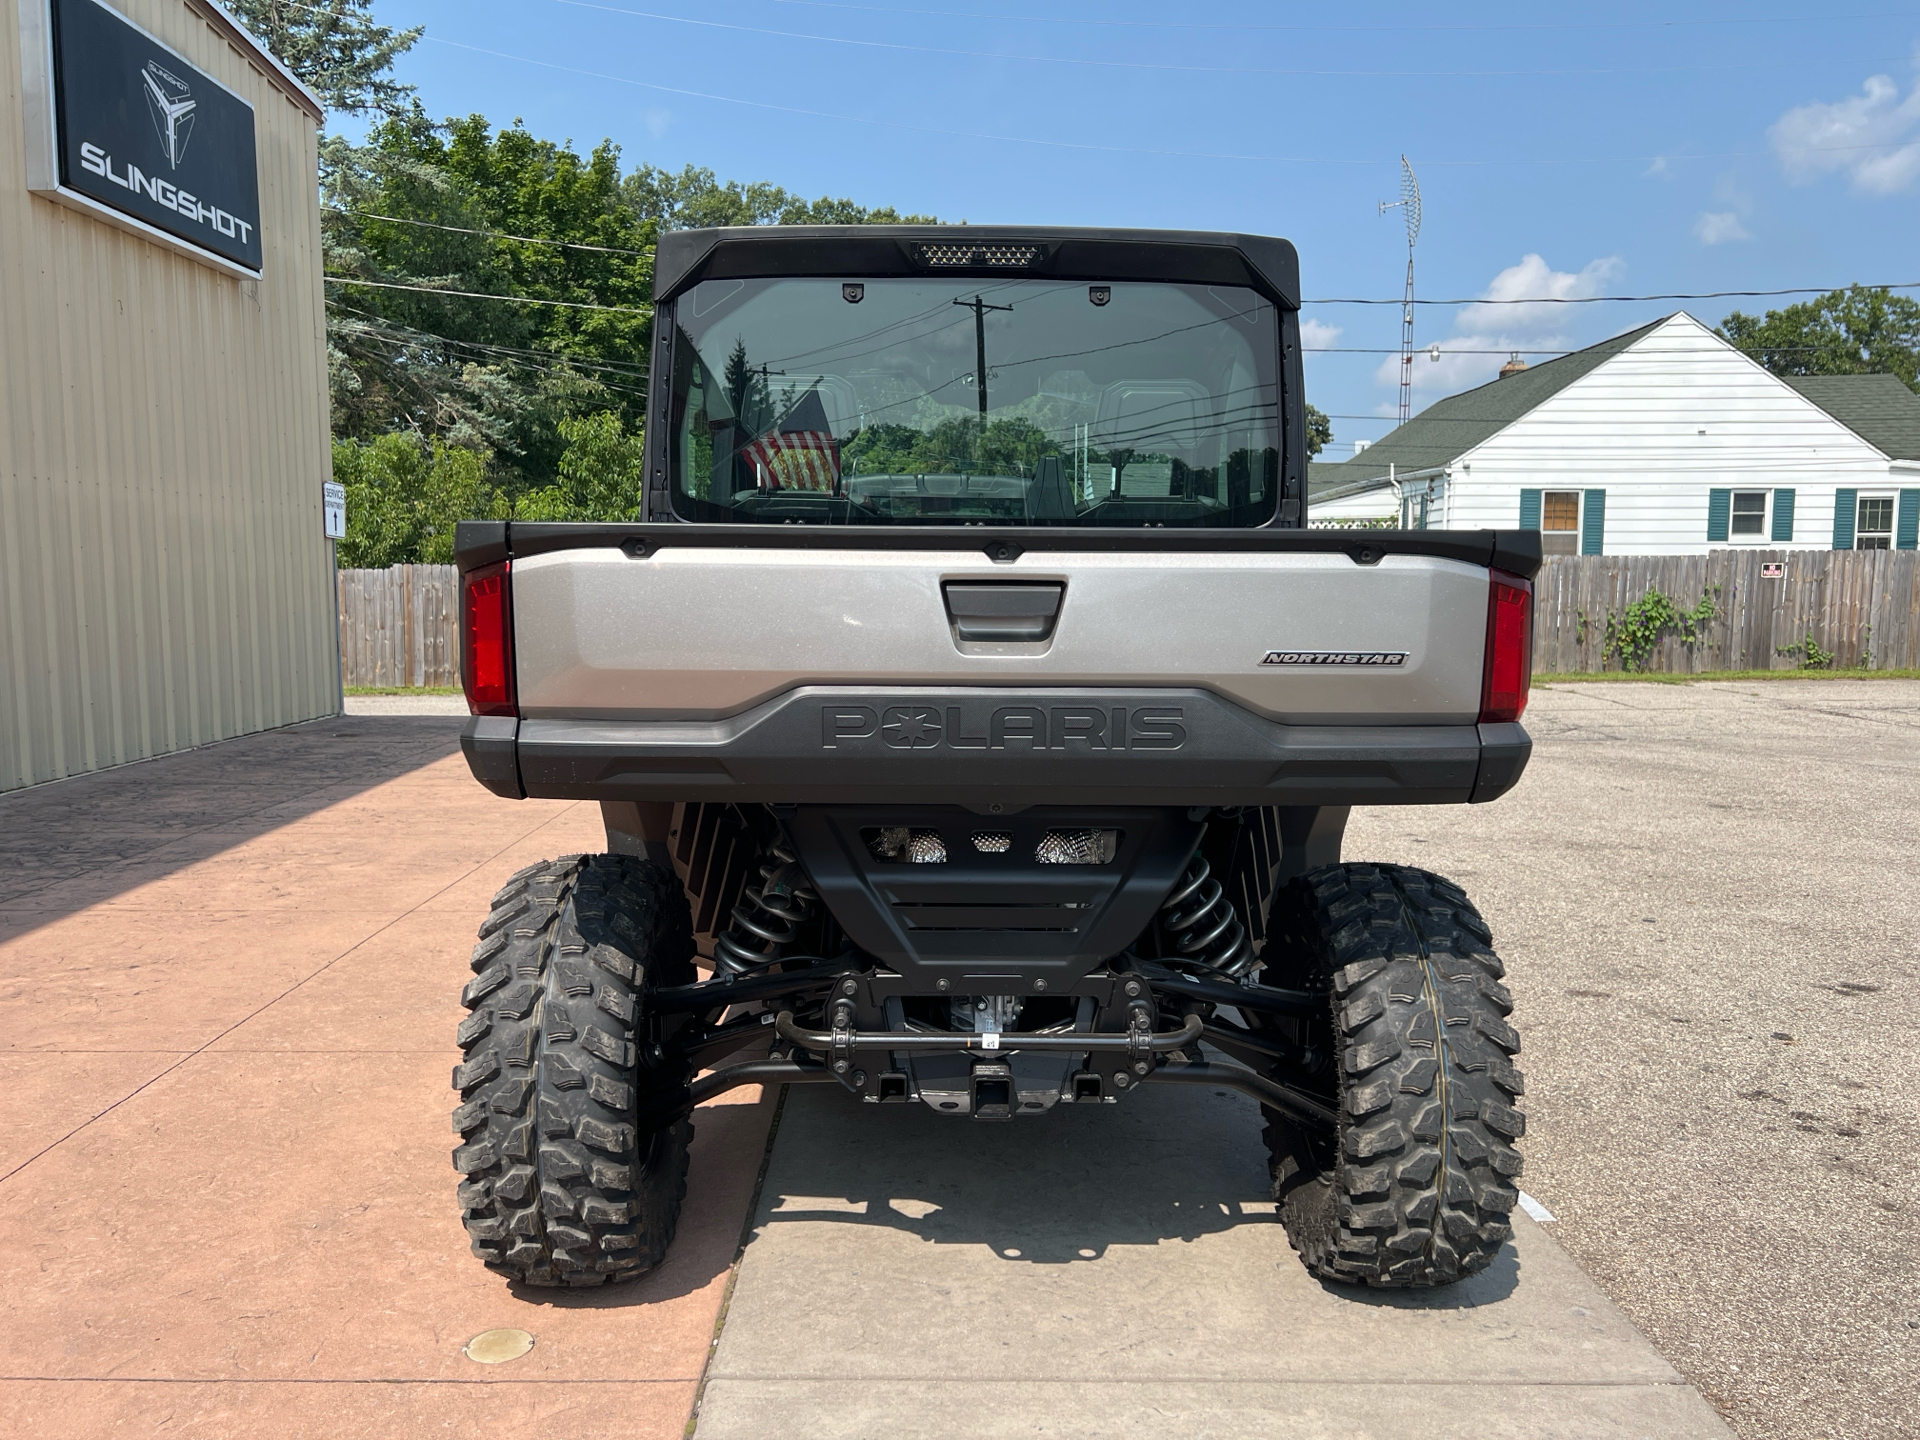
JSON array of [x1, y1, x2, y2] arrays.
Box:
[[1479, 569, 1533, 724], [461, 560, 516, 716]]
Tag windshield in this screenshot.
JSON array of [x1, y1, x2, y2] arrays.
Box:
[[667, 277, 1281, 526]]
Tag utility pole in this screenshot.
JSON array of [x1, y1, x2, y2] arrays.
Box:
[[953, 294, 1013, 418], [1378, 156, 1422, 429]]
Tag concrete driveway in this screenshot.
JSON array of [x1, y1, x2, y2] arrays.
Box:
[[5, 681, 1908, 1439]]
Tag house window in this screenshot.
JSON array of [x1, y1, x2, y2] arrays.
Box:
[[1856, 495, 1894, 550], [1541, 490, 1580, 555], [1729, 491, 1767, 538]]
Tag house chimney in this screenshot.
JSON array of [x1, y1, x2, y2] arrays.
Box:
[[1352, 439, 1371, 456], [1499, 352, 1529, 379]]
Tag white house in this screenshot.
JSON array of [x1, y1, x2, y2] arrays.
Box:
[[1308, 313, 1920, 554]]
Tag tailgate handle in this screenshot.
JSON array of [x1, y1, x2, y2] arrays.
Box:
[[943, 582, 1064, 642]]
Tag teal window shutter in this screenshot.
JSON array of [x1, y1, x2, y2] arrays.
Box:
[[1898, 489, 1920, 550], [1833, 489, 1857, 549], [1707, 488, 1731, 543], [1771, 488, 1795, 543], [1581, 489, 1606, 555], [1519, 489, 1541, 530]]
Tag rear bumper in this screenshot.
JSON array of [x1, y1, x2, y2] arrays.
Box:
[[462, 688, 1530, 808]]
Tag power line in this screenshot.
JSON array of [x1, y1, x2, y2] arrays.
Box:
[[327, 302, 652, 380], [1309, 344, 1845, 355], [324, 274, 652, 314], [285, 0, 1907, 170], [339, 325, 653, 400], [417, 35, 1372, 164], [1304, 283, 1920, 306], [418, 35, 1914, 170], [323, 262, 1920, 316], [769, 0, 1918, 35], [538, 0, 1899, 77], [327, 205, 654, 257]]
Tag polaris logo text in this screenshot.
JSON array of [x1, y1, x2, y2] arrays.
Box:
[[1261, 651, 1408, 667], [823, 705, 1186, 751], [77, 141, 254, 244]]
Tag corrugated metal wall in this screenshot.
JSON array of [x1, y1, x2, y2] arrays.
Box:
[[0, 0, 335, 793]]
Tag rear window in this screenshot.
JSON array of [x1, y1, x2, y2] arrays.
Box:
[[667, 277, 1281, 526]]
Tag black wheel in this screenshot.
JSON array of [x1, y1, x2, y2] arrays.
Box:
[[451, 854, 696, 1286], [1261, 863, 1524, 1287]]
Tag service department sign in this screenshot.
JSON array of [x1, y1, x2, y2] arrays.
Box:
[[28, 0, 264, 274]]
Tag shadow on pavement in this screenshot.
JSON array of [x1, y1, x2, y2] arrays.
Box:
[[746, 1083, 1520, 1299], [0, 716, 467, 940]]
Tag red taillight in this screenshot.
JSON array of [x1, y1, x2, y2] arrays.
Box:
[[1479, 569, 1532, 724], [462, 560, 516, 717]]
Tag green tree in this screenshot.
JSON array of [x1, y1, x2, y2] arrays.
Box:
[[514, 412, 647, 521], [225, 0, 421, 115], [333, 432, 498, 567], [1718, 286, 1920, 391], [1305, 402, 1333, 456], [323, 111, 654, 490], [624, 163, 938, 230]]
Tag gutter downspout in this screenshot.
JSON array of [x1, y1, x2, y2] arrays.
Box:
[[1388, 462, 1448, 529]]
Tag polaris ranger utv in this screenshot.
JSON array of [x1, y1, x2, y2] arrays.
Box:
[[449, 226, 1535, 1291]]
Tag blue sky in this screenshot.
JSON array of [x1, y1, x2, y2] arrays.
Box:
[[358, 0, 1920, 454]]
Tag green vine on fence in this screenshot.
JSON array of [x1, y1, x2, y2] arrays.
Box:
[[1776, 629, 1836, 670], [1603, 587, 1720, 672]]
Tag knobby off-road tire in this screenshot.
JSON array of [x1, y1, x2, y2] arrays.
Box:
[[1264, 863, 1525, 1287], [452, 854, 696, 1286]]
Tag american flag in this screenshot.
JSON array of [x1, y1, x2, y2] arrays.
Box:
[[743, 429, 841, 492], [742, 388, 841, 492]]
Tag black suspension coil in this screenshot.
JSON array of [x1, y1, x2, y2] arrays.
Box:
[[1159, 855, 1254, 979], [714, 842, 818, 977]]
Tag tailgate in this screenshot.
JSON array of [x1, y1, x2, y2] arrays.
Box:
[[510, 544, 1491, 726]]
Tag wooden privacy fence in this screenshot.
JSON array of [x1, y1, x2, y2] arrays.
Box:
[[1533, 550, 1920, 673], [336, 565, 460, 688]]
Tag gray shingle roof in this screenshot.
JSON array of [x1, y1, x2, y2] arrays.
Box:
[[1781, 373, 1920, 462], [1309, 317, 1667, 495], [1308, 459, 1374, 499]]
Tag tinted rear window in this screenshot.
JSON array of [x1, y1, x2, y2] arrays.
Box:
[[667, 277, 1281, 526]]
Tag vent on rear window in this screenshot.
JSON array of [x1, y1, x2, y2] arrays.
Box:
[[911, 241, 1044, 269]]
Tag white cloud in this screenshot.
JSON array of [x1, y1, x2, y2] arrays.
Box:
[[1770, 72, 1920, 194], [1644, 155, 1671, 179], [1300, 318, 1342, 349], [1374, 343, 1502, 397], [1372, 253, 1623, 400], [645, 108, 673, 138], [1694, 211, 1751, 245], [1852, 141, 1920, 193], [1451, 253, 1624, 337]]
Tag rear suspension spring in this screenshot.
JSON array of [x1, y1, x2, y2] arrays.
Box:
[[714, 842, 818, 977], [1159, 855, 1254, 979]]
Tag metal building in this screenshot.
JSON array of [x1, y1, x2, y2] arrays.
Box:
[[1, 0, 333, 793]]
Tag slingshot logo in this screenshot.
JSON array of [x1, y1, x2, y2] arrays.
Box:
[[140, 60, 196, 169]]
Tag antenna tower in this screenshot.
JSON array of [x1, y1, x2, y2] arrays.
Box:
[[1378, 155, 1422, 428]]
